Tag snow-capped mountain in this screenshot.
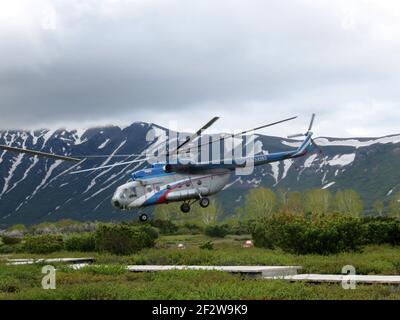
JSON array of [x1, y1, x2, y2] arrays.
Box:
[[1, 122, 400, 225]]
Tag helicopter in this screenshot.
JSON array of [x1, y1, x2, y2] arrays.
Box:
[[71, 114, 317, 222]]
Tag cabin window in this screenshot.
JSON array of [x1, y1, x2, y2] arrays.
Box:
[[147, 186, 152, 192], [197, 180, 202, 185], [155, 185, 160, 192], [167, 185, 171, 189], [129, 187, 137, 197], [186, 182, 191, 187]]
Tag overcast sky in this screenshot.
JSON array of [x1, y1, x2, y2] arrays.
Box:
[[1, 0, 400, 137]]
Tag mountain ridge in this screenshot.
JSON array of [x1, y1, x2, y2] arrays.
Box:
[[1, 121, 400, 226]]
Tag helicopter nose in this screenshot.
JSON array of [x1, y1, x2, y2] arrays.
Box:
[[111, 198, 121, 209]]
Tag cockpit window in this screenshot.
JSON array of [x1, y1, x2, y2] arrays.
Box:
[[120, 187, 137, 199], [121, 189, 128, 199]]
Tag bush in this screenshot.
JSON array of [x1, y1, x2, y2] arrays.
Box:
[[199, 240, 214, 250], [64, 233, 96, 252], [177, 223, 204, 235], [139, 225, 159, 248], [363, 217, 400, 246], [205, 224, 229, 238], [150, 219, 178, 234], [252, 212, 365, 255], [1, 235, 22, 245], [0, 278, 21, 293], [95, 224, 158, 255], [7, 224, 27, 233], [0, 245, 15, 254], [23, 235, 64, 254]]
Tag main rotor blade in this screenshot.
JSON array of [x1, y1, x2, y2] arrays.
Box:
[[0, 145, 81, 162], [178, 116, 297, 153], [308, 113, 316, 132], [172, 116, 220, 153], [287, 133, 304, 139], [235, 116, 298, 137], [74, 154, 147, 159], [70, 157, 152, 174]]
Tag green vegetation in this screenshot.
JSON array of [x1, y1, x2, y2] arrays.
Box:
[[205, 224, 229, 238], [2, 267, 400, 300], [1, 235, 22, 245], [389, 192, 400, 218], [95, 224, 158, 255], [23, 235, 64, 254], [64, 233, 96, 252], [2, 243, 400, 300], [199, 240, 214, 250], [252, 212, 364, 254], [2, 187, 400, 299], [363, 217, 400, 245]]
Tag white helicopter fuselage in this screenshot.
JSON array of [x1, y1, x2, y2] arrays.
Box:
[[111, 165, 231, 210]]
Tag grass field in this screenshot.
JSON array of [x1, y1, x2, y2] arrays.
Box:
[[1, 234, 400, 300]]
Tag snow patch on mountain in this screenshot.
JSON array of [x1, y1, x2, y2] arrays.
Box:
[[7, 157, 39, 195], [304, 154, 318, 168], [98, 139, 110, 149], [41, 130, 55, 149], [282, 135, 400, 149], [29, 160, 62, 199], [327, 154, 355, 166], [269, 162, 279, 184], [282, 159, 293, 180], [222, 177, 242, 190], [73, 128, 88, 145], [322, 181, 336, 189], [0, 153, 25, 198], [316, 136, 400, 148]]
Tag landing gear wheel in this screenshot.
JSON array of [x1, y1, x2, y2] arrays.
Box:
[[180, 202, 191, 213], [199, 197, 210, 208], [139, 213, 148, 222]]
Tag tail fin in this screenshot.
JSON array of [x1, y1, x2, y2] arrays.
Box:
[[288, 114, 315, 157]]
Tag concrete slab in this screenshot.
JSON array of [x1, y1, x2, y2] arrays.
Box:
[[6, 257, 94, 265], [126, 265, 302, 278], [272, 274, 400, 285]]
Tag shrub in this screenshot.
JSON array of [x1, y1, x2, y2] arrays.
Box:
[[205, 224, 229, 238], [0, 245, 15, 254], [7, 224, 27, 233], [23, 235, 64, 254], [0, 278, 21, 293], [226, 222, 252, 235], [95, 224, 158, 255], [30, 222, 59, 235], [177, 223, 204, 235], [252, 212, 365, 255], [64, 233, 96, 252], [1, 235, 22, 245], [150, 219, 178, 234], [199, 240, 214, 250], [362, 217, 400, 245], [139, 225, 159, 248]]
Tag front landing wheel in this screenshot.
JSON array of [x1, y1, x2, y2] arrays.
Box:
[[139, 213, 148, 222], [199, 197, 210, 208], [180, 202, 191, 213]]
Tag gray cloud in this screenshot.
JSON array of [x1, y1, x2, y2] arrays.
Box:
[[1, 0, 400, 137]]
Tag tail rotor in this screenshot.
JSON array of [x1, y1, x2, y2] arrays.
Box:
[[287, 113, 315, 139], [287, 113, 322, 154]]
